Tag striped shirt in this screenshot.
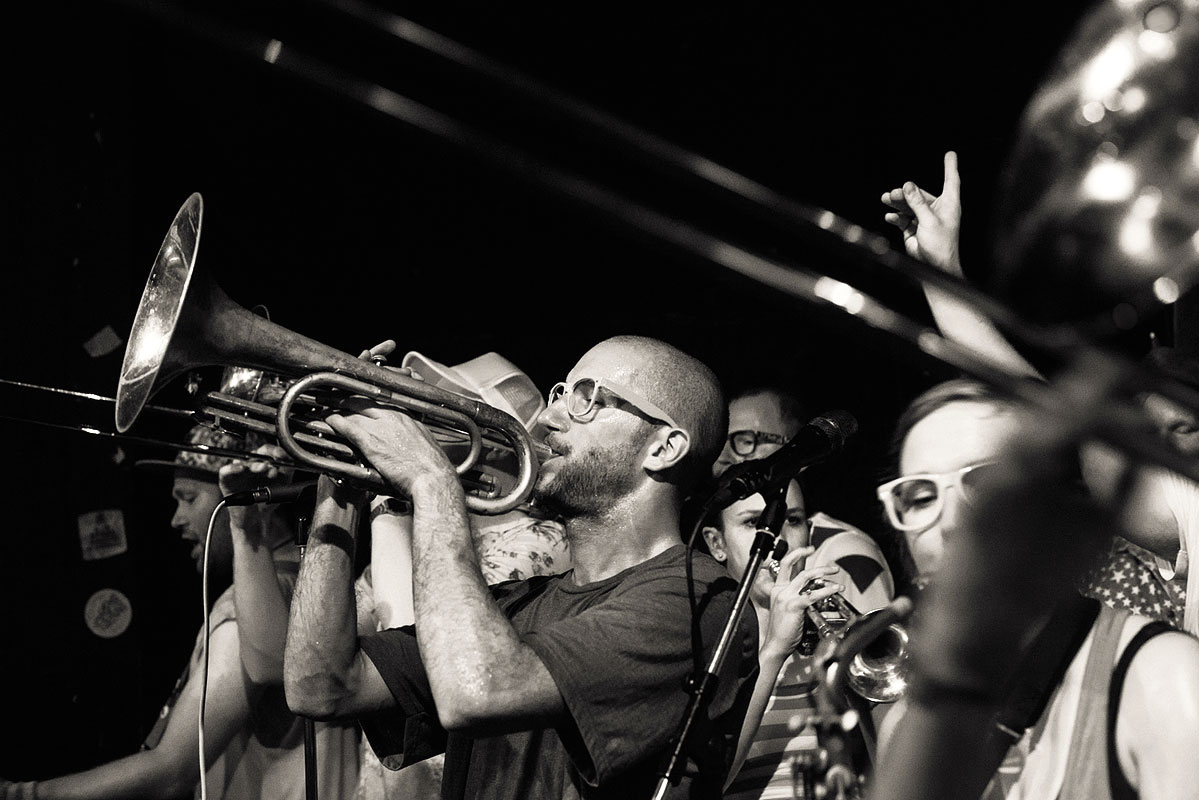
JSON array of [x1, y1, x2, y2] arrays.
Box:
[[725, 513, 894, 800]]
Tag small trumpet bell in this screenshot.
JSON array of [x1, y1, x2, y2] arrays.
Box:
[[800, 581, 911, 705], [844, 615, 909, 704]]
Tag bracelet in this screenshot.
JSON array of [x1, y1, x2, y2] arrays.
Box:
[[307, 523, 357, 558]]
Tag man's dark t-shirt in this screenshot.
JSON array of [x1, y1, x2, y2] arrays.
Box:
[[357, 544, 760, 799]]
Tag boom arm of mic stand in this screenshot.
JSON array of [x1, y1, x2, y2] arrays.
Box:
[[651, 483, 790, 799]]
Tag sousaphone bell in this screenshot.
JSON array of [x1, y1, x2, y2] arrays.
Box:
[[116, 192, 539, 515]]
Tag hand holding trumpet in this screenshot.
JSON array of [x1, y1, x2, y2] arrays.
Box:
[[760, 546, 844, 663], [313, 337, 460, 502], [218, 443, 297, 542], [325, 397, 464, 504]]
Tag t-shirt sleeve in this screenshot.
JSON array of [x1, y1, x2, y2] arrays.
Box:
[[357, 625, 447, 770], [521, 565, 756, 786]]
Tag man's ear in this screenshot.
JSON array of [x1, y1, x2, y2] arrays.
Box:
[[643, 428, 691, 473], [702, 525, 727, 562]]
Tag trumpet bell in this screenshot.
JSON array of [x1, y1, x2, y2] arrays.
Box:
[[845, 613, 909, 704], [805, 588, 911, 705]]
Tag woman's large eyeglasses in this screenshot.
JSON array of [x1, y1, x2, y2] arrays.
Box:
[[876, 462, 998, 532], [726, 429, 788, 457], [547, 377, 680, 428]]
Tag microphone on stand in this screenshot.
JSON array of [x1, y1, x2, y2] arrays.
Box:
[[709, 410, 859, 509], [222, 481, 319, 507]]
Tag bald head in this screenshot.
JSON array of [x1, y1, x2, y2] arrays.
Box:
[[581, 336, 727, 487]]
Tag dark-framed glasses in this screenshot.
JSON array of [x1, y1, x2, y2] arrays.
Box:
[[876, 462, 999, 532], [726, 429, 788, 457], [547, 377, 680, 428]]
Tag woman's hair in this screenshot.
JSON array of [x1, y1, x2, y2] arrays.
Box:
[[882, 378, 1011, 482], [877, 378, 1014, 597]]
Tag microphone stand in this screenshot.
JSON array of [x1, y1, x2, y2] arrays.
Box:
[[651, 480, 791, 800]]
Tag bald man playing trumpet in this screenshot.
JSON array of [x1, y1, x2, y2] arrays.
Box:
[[283, 334, 761, 800]]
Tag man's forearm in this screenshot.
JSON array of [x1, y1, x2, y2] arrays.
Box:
[[33, 747, 196, 800], [410, 475, 549, 728], [231, 511, 291, 684], [284, 477, 364, 719]]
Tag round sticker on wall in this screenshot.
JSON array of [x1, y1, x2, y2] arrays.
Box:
[[85, 588, 133, 638]]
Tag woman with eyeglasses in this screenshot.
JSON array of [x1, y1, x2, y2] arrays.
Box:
[[873, 377, 1199, 800], [875, 380, 1013, 594], [881, 150, 1190, 628], [703, 478, 894, 800]]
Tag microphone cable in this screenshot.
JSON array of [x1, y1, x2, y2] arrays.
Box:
[[196, 499, 229, 800]]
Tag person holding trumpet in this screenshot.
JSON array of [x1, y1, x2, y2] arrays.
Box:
[[283, 334, 760, 799], [702, 482, 894, 798], [702, 384, 894, 799], [348, 344, 571, 800]]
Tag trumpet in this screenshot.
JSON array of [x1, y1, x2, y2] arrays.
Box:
[[798, 579, 909, 705], [115, 192, 541, 515]]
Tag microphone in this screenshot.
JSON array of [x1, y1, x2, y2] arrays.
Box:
[[709, 410, 858, 508], [222, 481, 319, 507]]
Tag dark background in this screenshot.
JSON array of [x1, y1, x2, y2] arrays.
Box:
[[0, 0, 1168, 779]]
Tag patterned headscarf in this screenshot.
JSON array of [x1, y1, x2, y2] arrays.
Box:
[[136, 423, 265, 481]]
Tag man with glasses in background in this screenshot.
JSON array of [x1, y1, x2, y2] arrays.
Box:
[[715, 385, 893, 605], [282, 335, 760, 800], [704, 384, 893, 799]]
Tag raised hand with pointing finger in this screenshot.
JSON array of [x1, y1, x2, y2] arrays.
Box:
[[881, 150, 962, 273]]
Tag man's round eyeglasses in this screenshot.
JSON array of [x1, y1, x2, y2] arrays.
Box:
[[547, 377, 680, 428], [875, 462, 998, 532], [726, 429, 788, 457]]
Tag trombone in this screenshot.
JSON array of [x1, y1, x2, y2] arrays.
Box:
[[115, 192, 542, 515], [113, 0, 1199, 487]]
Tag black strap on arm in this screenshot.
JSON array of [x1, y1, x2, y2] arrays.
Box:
[[979, 594, 1103, 782], [1106, 620, 1175, 800]]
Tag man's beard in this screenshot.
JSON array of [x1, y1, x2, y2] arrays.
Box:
[[533, 437, 644, 519]]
